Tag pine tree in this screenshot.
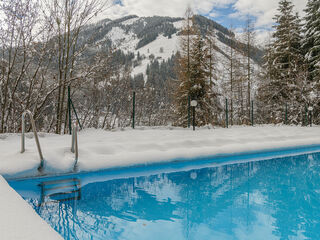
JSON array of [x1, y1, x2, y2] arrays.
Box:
[[303, 0, 320, 82], [272, 0, 303, 81], [174, 27, 221, 126], [302, 0, 320, 124], [257, 0, 304, 124]]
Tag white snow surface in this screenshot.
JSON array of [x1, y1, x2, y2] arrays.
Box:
[[1, 125, 320, 178], [107, 27, 139, 53], [137, 34, 180, 60], [0, 175, 63, 240], [121, 16, 139, 26], [1, 125, 320, 240]]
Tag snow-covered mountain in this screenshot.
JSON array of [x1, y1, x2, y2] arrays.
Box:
[[81, 15, 263, 84]]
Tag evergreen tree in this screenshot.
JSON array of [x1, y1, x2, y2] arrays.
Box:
[[175, 27, 221, 126], [257, 0, 304, 124], [302, 0, 320, 124], [303, 0, 320, 82], [272, 0, 303, 81]]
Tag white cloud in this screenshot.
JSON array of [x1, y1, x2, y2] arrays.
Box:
[[100, 0, 236, 19], [101, 0, 306, 28], [232, 0, 306, 28]]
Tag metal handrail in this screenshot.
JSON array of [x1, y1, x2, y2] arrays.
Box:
[[71, 122, 79, 171], [21, 110, 44, 171]]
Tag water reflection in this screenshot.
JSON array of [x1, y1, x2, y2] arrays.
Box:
[[9, 152, 320, 240]]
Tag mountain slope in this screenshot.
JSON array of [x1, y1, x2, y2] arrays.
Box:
[[81, 15, 263, 90]]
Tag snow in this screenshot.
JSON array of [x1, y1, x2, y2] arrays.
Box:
[[137, 34, 180, 60], [172, 20, 184, 29], [121, 16, 139, 26], [107, 27, 139, 53], [1, 125, 320, 239], [1, 125, 320, 179], [132, 58, 149, 79], [0, 175, 62, 240], [131, 33, 180, 77]]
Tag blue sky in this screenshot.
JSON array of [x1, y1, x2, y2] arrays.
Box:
[[204, 4, 249, 29]]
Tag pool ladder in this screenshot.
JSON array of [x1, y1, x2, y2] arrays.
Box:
[[39, 178, 81, 205], [21, 110, 44, 172], [21, 110, 80, 172], [71, 122, 79, 171]]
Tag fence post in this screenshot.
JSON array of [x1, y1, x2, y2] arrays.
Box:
[[132, 91, 135, 129], [193, 106, 195, 131], [68, 86, 72, 135], [230, 99, 233, 126], [251, 100, 254, 126], [188, 95, 191, 128], [285, 103, 287, 125], [70, 100, 82, 130], [305, 105, 308, 126], [225, 98, 228, 128]]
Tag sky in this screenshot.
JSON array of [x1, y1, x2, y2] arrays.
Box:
[[101, 0, 307, 44]]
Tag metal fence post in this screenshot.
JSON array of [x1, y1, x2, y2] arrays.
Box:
[[132, 91, 135, 129], [68, 86, 72, 135], [193, 106, 195, 131], [188, 95, 191, 128], [225, 98, 228, 128], [70, 100, 82, 130], [305, 105, 308, 126], [251, 100, 254, 126], [285, 103, 287, 125]]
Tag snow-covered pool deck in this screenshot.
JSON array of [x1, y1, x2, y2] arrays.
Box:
[[1, 125, 320, 239], [0, 175, 63, 239]]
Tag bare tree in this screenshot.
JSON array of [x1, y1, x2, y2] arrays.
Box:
[[0, 0, 52, 133], [42, 0, 107, 134], [243, 17, 256, 124]]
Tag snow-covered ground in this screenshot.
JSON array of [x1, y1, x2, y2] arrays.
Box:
[[0, 175, 63, 240], [1, 125, 320, 239], [1, 125, 320, 179]]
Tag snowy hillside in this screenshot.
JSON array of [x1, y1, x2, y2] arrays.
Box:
[[83, 15, 263, 84]]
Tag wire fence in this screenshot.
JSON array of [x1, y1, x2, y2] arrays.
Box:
[[68, 90, 317, 133]]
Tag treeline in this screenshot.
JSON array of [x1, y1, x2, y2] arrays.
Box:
[[174, 0, 320, 127], [256, 0, 320, 125]]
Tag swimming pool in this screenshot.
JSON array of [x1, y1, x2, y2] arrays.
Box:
[[8, 147, 320, 240]]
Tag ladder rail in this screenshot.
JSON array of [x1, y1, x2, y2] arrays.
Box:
[[21, 110, 44, 171], [71, 122, 79, 171]]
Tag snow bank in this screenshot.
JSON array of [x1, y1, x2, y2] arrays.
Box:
[[0, 175, 62, 240], [1, 125, 320, 179]]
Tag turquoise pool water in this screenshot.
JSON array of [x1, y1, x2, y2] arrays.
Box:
[[8, 148, 320, 240]]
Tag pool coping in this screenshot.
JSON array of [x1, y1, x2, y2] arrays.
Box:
[[6, 143, 320, 182]]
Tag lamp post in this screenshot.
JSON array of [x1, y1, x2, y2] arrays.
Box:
[[308, 106, 313, 127], [191, 100, 197, 131]]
